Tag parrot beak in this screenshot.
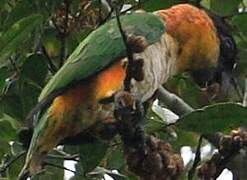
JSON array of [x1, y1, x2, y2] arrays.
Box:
[[190, 67, 217, 88], [190, 62, 242, 101]]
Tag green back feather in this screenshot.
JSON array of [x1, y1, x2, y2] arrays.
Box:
[[39, 12, 165, 101]]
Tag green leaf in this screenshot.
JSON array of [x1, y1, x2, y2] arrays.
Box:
[[232, 14, 247, 36], [209, 0, 241, 16], [32, 158, 64, 180], [165, 74, 202, 108], [36, 0, 63, 16], [106, 145, 125, 170], [0, 14, 43, 65], [142, 0, 182, 11], [0, 95, 23, 120], [0, 114, 18, 141], [6, 154, 25, 179], [171, 129, 198, 150], [88, 167, 127, 180], [67, 29, 92, 56], [201, 0, 210, 8], [21, 53, 48, 86], [10, 141, 25, 156], [79, 139, 108, 174], [177, 103, 247, 134], [0, 0, 7, 11], [19, 81, 41, 117], [0, 66, 10, 93], [145, 109, 166, 133], [2, 0, 36, 29], [0, 140, 10, 159], [39, 12, 165, 101], [42, 28, 61, 58], [70, 162, 86, 180]]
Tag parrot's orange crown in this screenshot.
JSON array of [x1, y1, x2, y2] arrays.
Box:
[[156, 4, 219, 72]]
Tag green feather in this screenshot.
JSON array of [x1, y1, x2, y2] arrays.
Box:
[[39, 12, 165, 101]]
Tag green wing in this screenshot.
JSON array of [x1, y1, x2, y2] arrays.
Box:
[[39, 12, 165, 101]]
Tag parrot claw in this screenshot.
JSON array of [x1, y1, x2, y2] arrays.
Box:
[[114, 91, 146, 149]]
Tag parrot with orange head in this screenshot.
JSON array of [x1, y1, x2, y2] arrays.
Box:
[[18, 4, 234, 179]]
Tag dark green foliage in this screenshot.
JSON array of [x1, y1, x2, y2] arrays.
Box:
[[0, 114, 18, 141], [21, 54, 48, 86], [0, 67, 10, 92], [178, 103, 247, 134], [210, 0, 241, 16], [0, 14, 43, 64], [79, 140, 108, 174], [143, 0, 184, 11], [232, 14, 247, 36], [0, 0, 246, 179]]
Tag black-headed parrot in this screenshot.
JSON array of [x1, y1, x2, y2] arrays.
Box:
[[18, 4, 225, 179]]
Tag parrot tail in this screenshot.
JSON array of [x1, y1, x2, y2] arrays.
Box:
[[18, 151, 47, 180], [18, 112, 51, 179]]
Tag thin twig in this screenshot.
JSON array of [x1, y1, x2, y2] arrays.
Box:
[[9, 57, 20, 73], [47, 154, 79, 162], [114, 6, 134, 91], [188, 135, 203, 180], [59, 0, 70, 68], [44, 161, 83, 176], [229, 74, 243, 100], [41, 45, 57, 74], [0, 151, 26, 173], [110, 142, 122, 147]]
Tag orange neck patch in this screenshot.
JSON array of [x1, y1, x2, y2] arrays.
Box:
[[49, 59, 126, 119], [156, 4, 219, 72], [94, 60, 127, 100]]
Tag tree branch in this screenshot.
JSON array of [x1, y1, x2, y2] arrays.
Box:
[[44, 161, 83, 176], [47, 154, 79, 162], [188, 135, 203, 180], [114, 6, 134, 92], [156, 86, 194, 116]]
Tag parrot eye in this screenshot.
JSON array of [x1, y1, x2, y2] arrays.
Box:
[[98, 95, 115, 104]]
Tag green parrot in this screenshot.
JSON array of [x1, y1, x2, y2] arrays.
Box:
[[18, 4, 221, 179]]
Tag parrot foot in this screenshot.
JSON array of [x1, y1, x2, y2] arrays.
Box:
[[114, 92, 184, 180], [114, 91, 145, 150]]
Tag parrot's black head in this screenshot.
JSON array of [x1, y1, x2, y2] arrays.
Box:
[[190, 11, 238, 98]]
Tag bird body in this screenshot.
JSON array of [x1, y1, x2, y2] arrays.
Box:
[[19, 4, 220, 179], [21, 60, 127, 175], [156, 4, 219, 72]]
